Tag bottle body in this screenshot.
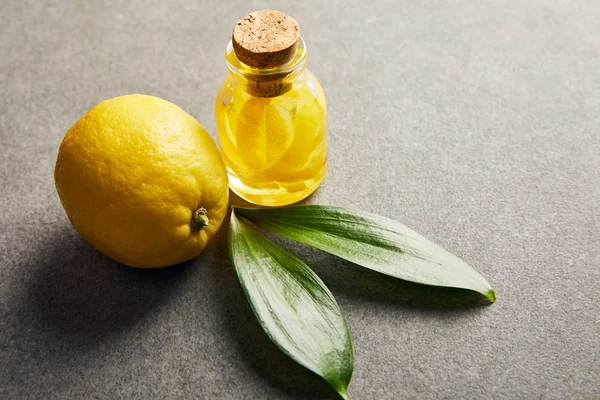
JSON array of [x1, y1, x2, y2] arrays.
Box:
[[215, 40, 327, 206]]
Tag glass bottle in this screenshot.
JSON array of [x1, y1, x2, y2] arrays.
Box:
[[215, 10, 327, 207]]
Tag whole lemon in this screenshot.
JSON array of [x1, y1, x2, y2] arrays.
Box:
[[55, 94, 229, 268]]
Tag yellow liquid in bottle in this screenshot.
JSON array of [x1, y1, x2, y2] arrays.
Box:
[[215, 43, 327, 206]]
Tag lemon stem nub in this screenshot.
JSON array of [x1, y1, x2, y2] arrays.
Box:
[[192, 207, 209, 230]]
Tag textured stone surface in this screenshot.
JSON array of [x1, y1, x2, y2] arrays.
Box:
[[1, 0, 598, 399]]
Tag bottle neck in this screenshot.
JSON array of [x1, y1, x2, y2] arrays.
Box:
[[225, 37, 308, 98]]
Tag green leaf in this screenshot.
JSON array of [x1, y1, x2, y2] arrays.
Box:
[[228, 211, 354, 398], [234, 205, 496, 303]]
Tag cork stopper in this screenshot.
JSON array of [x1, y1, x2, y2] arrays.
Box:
[[232, 10, 300, 69]]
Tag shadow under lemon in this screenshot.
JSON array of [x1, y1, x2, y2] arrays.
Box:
[[22, 226, 192, 343]]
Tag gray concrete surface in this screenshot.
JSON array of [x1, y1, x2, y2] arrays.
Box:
[[1, 0, 599, 398]]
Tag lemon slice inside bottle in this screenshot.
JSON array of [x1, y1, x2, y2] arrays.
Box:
[[236, 98, 267, 169], [236, 98, 295, 171], [253, 87, 324, 181], [265, 104, 294, 166]]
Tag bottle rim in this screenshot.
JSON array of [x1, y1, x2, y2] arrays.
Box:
[[225, 37, 308, 80]]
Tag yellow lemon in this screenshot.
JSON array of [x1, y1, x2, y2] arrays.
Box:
[[54, 94, 229, 268]]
